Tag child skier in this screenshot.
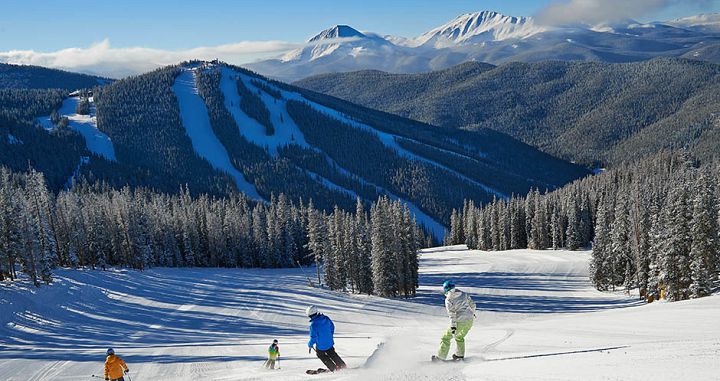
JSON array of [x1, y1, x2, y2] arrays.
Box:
[[264, 339, 280, 369], [104, 348, 130, 381], [306, 305, 347, 372], [432, 281, 476, 362]]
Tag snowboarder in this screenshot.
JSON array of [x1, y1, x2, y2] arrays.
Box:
[[104, 348, 130, 381], [433, 281, 476, 362], [264, 339, 280, 369], [306, 305, 347, 372]]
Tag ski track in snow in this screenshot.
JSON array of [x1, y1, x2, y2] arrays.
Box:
[[172, 68, 263, 201], [3, 247, 711, 381], [36, 96, 116, 161]]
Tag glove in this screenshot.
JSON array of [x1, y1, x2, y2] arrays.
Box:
[[125, 369, 130, 374], [105, 378, 109, 381], [451, 326, 457, 335], [308, 347, 312, 354]]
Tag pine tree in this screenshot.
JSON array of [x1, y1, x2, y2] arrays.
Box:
[[660, 184, 692, 301], [689, 170, 718, 298], [590, 197, 612, 291]]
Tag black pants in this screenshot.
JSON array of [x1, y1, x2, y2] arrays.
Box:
[[316, 347, 346, 371], [109, 378, 124, 381]]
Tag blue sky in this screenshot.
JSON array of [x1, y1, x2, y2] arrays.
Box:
[[1, 0, 718, 51]]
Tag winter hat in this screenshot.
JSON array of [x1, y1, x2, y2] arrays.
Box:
[[442, 280, 455, 294], [305, 305, 319, 317], [106, 348, 115, 355]]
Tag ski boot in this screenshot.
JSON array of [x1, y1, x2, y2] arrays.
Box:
[[452, 354, 465, 362]]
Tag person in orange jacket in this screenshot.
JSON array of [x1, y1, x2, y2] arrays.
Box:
[[104, 348, 130, 381]]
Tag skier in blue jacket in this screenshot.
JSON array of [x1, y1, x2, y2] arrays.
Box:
[[306, 305, 347, 371]]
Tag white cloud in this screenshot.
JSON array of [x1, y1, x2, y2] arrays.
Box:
[[535, 0, 710, 26], [0, 39, 302, 78]]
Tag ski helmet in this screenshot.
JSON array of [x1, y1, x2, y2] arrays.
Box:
[[106, 348, 115, 355], [305, 305, 319, 317], [273, 339, 278, 343], [442, 281, 455, 293]]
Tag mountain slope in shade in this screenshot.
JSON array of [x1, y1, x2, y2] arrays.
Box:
[[0, 62, 109, 89], [66, 61, 592, 235], [248, 11, 720, 82], [296, 58, 720, 167]]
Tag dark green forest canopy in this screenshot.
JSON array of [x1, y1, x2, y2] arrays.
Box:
[[296, 58, 720, 167]]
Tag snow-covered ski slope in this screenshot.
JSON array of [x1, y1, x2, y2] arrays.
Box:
[[2, 246, 718, 380], [173, 68, 263, 201], [182, 62, 452, 237], [36, 96, 116, 161]]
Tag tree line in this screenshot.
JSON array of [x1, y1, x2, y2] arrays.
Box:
[[447, 151, 720, 302], [0, 166, 423, 297]]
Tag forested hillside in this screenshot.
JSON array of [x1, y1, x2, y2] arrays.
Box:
[[0, 60, 590, 237], [447, 151, 720, 302], [0, 63, 107, 89], [296, 58, 720, 167], [0, 166, 424, 298]]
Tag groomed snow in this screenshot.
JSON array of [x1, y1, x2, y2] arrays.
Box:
[[173, 68, 263, 201], [37, 96, 117, 161], [3, 246, 715, 381], [219, 68, 310, 156]]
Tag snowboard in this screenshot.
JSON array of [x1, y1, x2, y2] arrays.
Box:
[[306, 368, 330, 375], [431, 355, 464, 363]]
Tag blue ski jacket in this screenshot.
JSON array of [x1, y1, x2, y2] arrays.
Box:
[[308, 313, 335, 351]]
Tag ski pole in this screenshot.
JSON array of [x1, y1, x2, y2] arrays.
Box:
[[126, 371, 133, 381], [90, 376, 104, 380]]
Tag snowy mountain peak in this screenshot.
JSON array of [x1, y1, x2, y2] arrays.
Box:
[[309, 25, 366, 43], [667, 13, 720, 32], [414, 10, 546, 46]]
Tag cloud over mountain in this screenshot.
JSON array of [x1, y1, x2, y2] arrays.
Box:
[[535, 0, 710, 26], [0, 39, 300, 78]]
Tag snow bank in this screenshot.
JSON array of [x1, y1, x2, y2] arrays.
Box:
[[172, 68, 263, 201]]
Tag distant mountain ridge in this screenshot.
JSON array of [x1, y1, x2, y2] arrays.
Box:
[[296, 58, 720, 167], [247, 11, 720, 81], [0, 63, 110, 89]]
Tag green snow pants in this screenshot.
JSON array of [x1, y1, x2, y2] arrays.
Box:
[[437, 320, 473, 359]]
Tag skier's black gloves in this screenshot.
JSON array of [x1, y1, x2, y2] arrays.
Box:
[[125, 369, 129, 374], [308, 347, 312, 354], [451, 326, 457, 335]]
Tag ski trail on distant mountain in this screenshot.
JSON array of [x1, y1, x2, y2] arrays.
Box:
[[173, 68, 263, 201], [219, 67, 310, 156], [257, 78, 507, 199], [36, 96, 116, 161], [222, 70, 447, 238]]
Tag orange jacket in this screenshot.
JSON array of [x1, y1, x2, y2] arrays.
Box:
[[104, 354, 129, 380]]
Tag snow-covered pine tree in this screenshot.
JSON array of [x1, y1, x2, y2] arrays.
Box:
[[609, 192, 632, 290], [354, 198, 373, 295], [306, 201, 327, 287], [689, 169, 718, 298], [590, 195, 613, 290], [371, 197, 397, 297], [660, 182, 692, 301]]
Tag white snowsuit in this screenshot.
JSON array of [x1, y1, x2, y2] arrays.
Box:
[[445, 288, 476, 326]]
